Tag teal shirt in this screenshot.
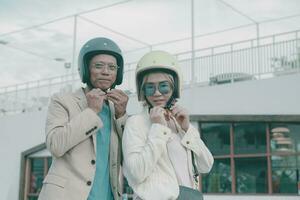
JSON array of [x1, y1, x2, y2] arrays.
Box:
[[88, 103, 114, 200]]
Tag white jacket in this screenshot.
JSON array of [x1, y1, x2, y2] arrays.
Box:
[[122, 108, 214, 200]]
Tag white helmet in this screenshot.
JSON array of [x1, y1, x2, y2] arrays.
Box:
[[135, 50, 182, 101]]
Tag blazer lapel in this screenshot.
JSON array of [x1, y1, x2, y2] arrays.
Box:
[[74, 88, 88, 111], [74, 88, 97, 153]]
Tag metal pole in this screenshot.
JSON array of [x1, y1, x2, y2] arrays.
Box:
[[191, 0, 195, 84], [256, 23, 261, 79], [256, 23, 260, 45], [72, 15, 78, 87]]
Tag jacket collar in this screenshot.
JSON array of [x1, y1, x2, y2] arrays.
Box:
[[73, 87, 116, 115], [142, 105, 185, 134], [74, 87, 88, 111]]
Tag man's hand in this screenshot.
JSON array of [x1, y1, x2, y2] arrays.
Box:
[[107, 89, 128, 119], [86, 88, 106, 113]]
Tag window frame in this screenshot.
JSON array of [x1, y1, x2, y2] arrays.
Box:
[[192, 114, 300, 196], [19, 143, 51, 200]]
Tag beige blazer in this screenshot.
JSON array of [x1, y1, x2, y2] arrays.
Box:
[[38, 88, 127, 200]]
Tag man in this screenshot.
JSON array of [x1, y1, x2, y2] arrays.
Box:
[[38, 37, 128, 200]]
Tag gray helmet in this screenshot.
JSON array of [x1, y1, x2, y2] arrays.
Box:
[[78, 37, 124, 87]]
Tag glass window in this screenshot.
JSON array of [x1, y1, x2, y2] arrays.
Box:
[[271, 155, 299, 194], [29, 158, 44, 194], [28, 197, 38, 200], [198, 121, 300, 195], [234, 123, 266, 154], [202, 159, 231, 193], [235, 157, 268, 193], [270, 124, 300, 153], [201, 123, 230, 155], [27, 157, 52, 200]]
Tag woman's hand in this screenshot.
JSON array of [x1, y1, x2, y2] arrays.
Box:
[[171, 104, 190, 132], [149, 106, 167, 126]]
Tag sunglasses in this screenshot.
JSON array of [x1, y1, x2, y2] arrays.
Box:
[[143, 81, 172, 96]]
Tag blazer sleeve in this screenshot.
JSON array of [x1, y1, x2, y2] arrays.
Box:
[[45, 94, 103, 158], [122, 116, 172, 185], [181, 124, 214, 173], [114, 113, 128, 139]]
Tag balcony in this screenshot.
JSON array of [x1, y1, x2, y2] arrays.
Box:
[[0, 29, 300, 115]]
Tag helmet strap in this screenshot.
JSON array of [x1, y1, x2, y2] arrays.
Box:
[[146, 92, 176, 112], [86, 84, 110, 93], [145, 98, 153, 112], [164, 94, 176, 110]]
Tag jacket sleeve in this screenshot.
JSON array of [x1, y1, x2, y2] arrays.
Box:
[[45, 94, 103, 158], [181, 124, 214, 173], [122, 116, 171, 185], [114, 113, 128, 139]]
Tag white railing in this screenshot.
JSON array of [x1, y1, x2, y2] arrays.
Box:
[[1, 30, 300, 115]]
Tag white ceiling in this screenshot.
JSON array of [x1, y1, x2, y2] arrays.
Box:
[[0, 0, 300, 86]]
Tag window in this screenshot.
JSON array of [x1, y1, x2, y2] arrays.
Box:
[[270, 123, 300, 194], [26, 157, 52, 200], [234, 123, 266, 154], [202, 158, 231, 193], [272, 155, 299, 193], [235, 157, 267, 193], [20, 144, 52, 200], [199, 121, 300, 195], [201, 123, 230, 155], [270, 124, 300, 153]]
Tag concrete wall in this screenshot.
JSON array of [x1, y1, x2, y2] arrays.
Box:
[[1, 73, 300, 200], [0, 109, 47, 200], [127, 73, 300, 115], [179, 72, 300, 115]]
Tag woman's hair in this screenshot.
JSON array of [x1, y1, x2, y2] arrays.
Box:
[[139, 71, 175, 104]]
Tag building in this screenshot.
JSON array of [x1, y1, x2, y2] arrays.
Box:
[[1, 41, 300, 200], [1, 1, 300, 200]]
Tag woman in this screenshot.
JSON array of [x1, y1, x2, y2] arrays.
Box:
[[122, 50, 214, 200]]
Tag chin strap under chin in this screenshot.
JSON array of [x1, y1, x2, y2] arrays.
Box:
[[165, 95, 177, 110], [146, 94, 176, 113]]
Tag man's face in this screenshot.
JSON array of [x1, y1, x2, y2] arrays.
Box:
[[89, 54, 118, 90]]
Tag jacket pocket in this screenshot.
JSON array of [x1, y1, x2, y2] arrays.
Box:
[[43, 174, 67, 188]]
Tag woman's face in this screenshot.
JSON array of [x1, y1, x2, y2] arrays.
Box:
[[144, 73, 173, 107]]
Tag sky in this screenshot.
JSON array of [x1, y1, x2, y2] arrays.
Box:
[[0, 0, 300, 88]]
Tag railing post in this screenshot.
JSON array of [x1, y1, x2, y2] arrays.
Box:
[[256, 23, 261, 79], [15, 84, 18, 113], [296, 31, 299, 70], [25, 82, 29, 112], [211, 48, 215, 78], [37, 80, 40, 107], [72, 15, 78, 87], [230, 44, 233, 78], [271, 35, 276, 74], [191, 0, 195, 84]]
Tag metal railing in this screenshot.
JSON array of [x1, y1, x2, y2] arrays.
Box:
[[1, 30, 300, 115]]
